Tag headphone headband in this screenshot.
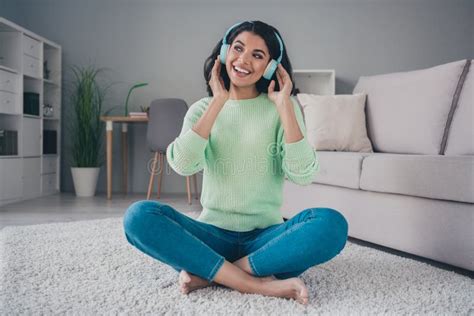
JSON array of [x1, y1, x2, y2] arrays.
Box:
[[273, 32, 283, 63], [222, 22, 250, 45]]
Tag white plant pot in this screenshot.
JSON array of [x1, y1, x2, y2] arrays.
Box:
[[71, 167, 100, 197]]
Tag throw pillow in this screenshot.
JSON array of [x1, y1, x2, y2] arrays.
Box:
[[296, 93, 374, 152]]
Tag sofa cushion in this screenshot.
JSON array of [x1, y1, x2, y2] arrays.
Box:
[[444, 60, 473, 155], [353, 59, 467, 155], [313, 151, 371, 189], [360, 153, 474, 203], [296, 93, 374, 152]]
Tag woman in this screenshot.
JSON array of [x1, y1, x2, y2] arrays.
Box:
[[123, 21, 348, 305]]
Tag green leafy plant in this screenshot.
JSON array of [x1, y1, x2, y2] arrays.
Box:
[[124, 82, 148, 116], [69, 65, 108, 167]]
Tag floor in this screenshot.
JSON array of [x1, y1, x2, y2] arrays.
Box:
[[0, 192, 202, 229], [0, 193, 472, 278]]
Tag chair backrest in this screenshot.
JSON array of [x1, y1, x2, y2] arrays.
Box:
[[146, 98, 189, 152]]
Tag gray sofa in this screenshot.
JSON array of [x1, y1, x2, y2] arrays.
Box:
[[282, 59, 474, 271]]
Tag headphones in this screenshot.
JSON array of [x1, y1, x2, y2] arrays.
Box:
[[219, 21, 284, 80]]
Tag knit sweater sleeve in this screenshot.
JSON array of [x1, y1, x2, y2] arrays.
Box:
[[166, 98, 210, 176], [278, 97, 320, 185]]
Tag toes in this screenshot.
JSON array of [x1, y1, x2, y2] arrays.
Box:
[[295, 292, 309, 305], [179, 270, 191, 283], [300, 287, 309, 297], [179, 285, 189, 295]]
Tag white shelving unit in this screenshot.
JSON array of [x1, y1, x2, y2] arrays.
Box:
[[0, 17, 61, 206], [293, 69, 336, 95]]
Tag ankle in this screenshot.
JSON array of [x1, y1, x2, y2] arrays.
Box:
[[258, 278, 279, 296], [233, 257, 253, 275]]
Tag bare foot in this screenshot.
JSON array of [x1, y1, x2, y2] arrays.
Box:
[[179, 270, 276, 295], [179, 270, 211, 294], [265, 277, 309, 305]]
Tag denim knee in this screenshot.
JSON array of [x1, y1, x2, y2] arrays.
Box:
[[123, 200, 166, 237], [306, 207, 349, 252]]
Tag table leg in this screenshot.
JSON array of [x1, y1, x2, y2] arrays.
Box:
[[157, 152, 164, 199], [193, 174, 199, 200], [106, 121, 113, 200], [186, 176, 191, 205], [122, 123, 128, 195]]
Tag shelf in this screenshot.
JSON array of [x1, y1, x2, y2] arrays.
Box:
[[43, 117, 59, 121], [293, 69, 336, 95], [0, 17, 61, 206], [0, 112, 22, 117], [0, 17, 20, 32], [23, 114, 41, 119], [0, 64, 19, 74], [43, 43, 61, 85], [294, 69, 335, 74], [23, 73, 42, 80], [43, 78, 60, 87]]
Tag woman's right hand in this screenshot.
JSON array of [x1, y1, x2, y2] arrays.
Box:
[[209, 55, 229, 103]]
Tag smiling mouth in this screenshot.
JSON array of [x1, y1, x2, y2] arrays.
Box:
[[232, 65, 251, 77]]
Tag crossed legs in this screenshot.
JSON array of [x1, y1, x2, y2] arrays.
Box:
[[123, 201, 348, 305]]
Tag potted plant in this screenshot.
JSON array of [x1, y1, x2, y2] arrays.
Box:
[[140, 105, 150, 115], [68, 65, 108, 197]]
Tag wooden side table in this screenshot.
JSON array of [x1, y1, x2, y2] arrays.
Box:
[[100, 116, 148, 199]]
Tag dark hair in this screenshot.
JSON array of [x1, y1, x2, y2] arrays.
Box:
[[203, 21, 296, 97]]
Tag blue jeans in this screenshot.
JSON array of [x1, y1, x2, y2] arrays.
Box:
[[123, 200, 348, 282]]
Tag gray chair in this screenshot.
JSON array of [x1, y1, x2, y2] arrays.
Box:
[[146, 98, 199, 204]]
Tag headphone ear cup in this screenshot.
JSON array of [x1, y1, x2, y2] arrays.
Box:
[[219, 44, 229, 64], [263, 60, 278, 80]]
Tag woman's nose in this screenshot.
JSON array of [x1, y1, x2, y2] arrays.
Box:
[[238, 52, 251, 64]]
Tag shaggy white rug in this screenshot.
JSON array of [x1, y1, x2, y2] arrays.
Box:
[[0, 215, 472, 315]]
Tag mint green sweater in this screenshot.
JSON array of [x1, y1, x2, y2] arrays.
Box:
[[166, 93, 319, 232]]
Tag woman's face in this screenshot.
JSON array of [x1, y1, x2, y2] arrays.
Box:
[[225, 31, 271, 88]]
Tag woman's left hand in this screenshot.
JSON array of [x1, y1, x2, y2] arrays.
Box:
[[268, 64, 293, 111]]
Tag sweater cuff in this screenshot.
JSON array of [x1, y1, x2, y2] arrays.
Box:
[[284, 137, 315, 161], [180, 128, 208, 153]]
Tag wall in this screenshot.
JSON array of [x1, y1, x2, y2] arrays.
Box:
[[1, 0, 473, 194]]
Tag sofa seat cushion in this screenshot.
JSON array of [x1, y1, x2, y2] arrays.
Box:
[[313, 151, 371, 189], [360, 153, 474, 203]]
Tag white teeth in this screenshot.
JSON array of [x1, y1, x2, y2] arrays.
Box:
[[234, 66, 250, 74]]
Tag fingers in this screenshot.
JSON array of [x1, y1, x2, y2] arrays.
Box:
[[276, 64, 292, 92], [211, 55, 228, 96], [275, 67, 285, 90], [268, 79, 275, 94], [211, 56, 222, 88], [212, 56, 219, 78], [276, 68, 283, 87], [215, 56, 224, 88], [277, 63, 289, 79], [278, 64, 288, 81]]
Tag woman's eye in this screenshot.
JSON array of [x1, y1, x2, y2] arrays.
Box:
[[233, 46, 263, 59]]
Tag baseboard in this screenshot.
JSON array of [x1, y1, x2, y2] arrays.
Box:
[[347, 237, 474, 278]]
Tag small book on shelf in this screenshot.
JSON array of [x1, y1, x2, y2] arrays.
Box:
[[129, 112, 147, 117]]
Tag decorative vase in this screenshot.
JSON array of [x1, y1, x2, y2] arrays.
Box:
[[71, 167, 100, 197], [43, 104, 54, 117]]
